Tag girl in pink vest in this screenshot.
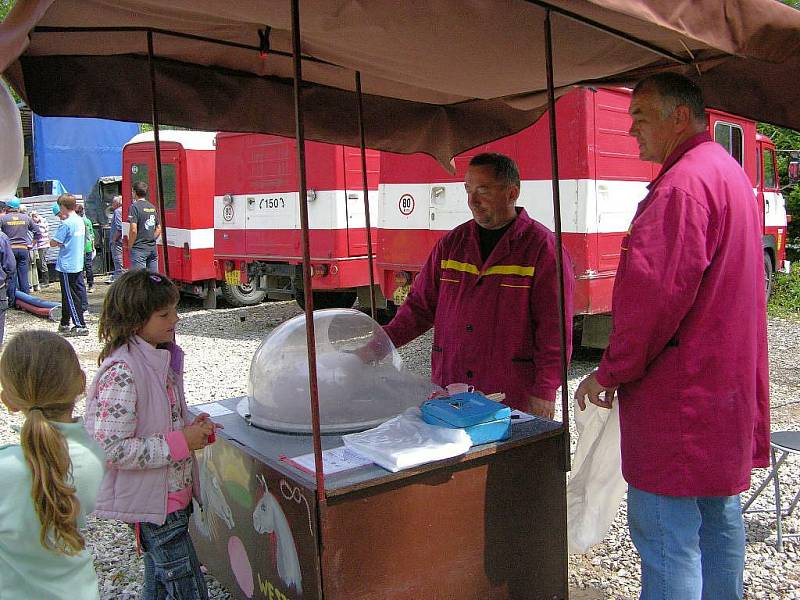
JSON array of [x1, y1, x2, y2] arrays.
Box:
[[85, 270, 219, 600]]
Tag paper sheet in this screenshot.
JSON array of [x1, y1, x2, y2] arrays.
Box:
[[285, 446, 373, 475], [192, 402, 235, 417]]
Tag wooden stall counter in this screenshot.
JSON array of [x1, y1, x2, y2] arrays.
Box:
[[189, 397, 568, 600]]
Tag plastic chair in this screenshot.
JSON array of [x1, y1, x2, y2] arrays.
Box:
[[742, 431, 800, 551]]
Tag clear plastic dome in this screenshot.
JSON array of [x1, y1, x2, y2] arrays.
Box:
[[246, 308, 439, 434]]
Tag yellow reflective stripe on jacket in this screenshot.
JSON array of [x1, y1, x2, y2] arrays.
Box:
[[483, 264, 535, 277], [441, 259, 535, 278], [440, 259, 479, 275]]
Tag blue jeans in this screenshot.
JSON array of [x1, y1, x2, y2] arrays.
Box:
[[9, 247, 30, 304], [111, 240, 124, 280], [138, 508, 209, 600], [130, 245, 159, 272], [627, 486, 744, 600]]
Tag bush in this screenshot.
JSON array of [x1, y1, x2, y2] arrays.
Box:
[[769, 261, 800, 319]]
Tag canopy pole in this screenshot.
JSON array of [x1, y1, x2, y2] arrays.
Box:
[[355, 71, 377, 320], [146, 30, 170, 276], [290, 0, 326, 504], [544, 10, 571, 473]]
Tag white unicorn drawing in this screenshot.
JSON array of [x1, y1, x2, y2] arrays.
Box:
[[192, 445, 235, 540], [253, 474, 302, 592]]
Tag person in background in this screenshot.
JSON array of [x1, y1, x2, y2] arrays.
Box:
[[18, 205, 40, 292], [0, 330, 105, 600], [0, 197, 41, 307], [574, 73, 769, 599], [29, 209, 51, 288], [127, 181, 161, 272], [85, 270, 220, 599], [108, 195, 124, 283], [0, 230, 15, 346], [50, 194, 88, 337], [75, 204, 95, 294]]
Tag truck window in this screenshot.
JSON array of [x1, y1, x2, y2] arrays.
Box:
[[713, 122, 744, 166], [763, 149, 777, 190], [160, 163, 177, 210], [755, 146, 761, 187], [131, 163, 149, 197]]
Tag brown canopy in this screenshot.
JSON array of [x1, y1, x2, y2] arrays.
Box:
[[2, 0, 800, 165]]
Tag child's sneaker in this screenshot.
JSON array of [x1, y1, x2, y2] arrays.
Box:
[[72, 327, 90, 336], [87, 286, 95, 293], [57, 325, 72, 334]]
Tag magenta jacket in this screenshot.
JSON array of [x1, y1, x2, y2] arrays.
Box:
[[596, 132, 770, 497], [385, 207, 574, 409], [85, 337, 200, 524]]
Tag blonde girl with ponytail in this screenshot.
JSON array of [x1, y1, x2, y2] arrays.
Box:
[[0, 330, 105, 600]]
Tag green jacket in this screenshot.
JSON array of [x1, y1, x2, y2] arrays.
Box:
[[83, 216, 95, 253]]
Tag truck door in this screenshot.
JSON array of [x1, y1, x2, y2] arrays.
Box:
[[759, 139, 787, 270], [124, 148, 182, 278], [429, 154, 473, 236], [342, 146, 380, 257]]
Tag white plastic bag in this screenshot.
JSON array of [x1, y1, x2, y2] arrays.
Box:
[[343, 408, 471, 472], [567, 397, 627, 554]]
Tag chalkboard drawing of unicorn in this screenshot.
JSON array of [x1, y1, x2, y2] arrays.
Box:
[[253, 474, 302, 592], [192, 445, 235, 540]]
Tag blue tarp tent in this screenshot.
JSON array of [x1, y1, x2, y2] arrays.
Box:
[[32, 115, 139, 197]]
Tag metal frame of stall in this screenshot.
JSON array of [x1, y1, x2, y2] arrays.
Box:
[[34, 3, 693, 597]]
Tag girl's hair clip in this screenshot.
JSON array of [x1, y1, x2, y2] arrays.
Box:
[[149, 274, 163, 283]]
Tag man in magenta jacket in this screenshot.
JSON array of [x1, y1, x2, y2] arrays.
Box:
[[382, 152, 574, 418], [575, 73, 770, 599]]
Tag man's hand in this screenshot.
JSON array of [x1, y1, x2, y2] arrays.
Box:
[[574, 371, 617, 410], [524, 395, 555, 419], [347, 336, 392, 365]]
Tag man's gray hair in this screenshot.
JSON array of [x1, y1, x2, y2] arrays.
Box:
[[633, 73, 705, 123], [469, 153, 521, 188]]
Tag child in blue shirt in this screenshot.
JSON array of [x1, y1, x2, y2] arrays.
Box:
[[50, 194, 88, 336]]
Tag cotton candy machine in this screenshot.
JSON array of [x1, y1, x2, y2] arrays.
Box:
[[240, 309, 439, 434], [190, 309, 568, 600]]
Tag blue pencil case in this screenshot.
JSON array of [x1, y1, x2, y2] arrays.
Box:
[[420, 392, 512, 446]]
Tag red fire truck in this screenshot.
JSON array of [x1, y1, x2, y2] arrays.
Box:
[[376, 87, 789, 346], [122, 88, 788, 337], [122, 130, 380, 309]]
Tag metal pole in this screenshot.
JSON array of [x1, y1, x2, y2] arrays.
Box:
[[544, 10, 571, 472], [147, 30, 170, 276], [290, 0, 326, 503], [355, 71, 377, 320]]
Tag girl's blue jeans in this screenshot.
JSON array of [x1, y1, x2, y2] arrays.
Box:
[[139, 507, 209, 600], [627, 485, 745, 600]]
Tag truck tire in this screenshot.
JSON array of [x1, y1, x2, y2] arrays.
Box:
[[764, 251, 774, 301], [295, 290, 357, 310], [221, 281, 267, 307]]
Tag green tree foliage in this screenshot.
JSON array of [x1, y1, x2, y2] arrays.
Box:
[[0, 0, 15, 21]]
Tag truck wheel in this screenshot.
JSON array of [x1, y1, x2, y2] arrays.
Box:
[[221, 281, 267, 307], [295, 290, 357, 310], [764, 251, 774, 301]]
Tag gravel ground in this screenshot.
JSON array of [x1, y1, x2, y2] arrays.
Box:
[[1, 278, 798, 599]]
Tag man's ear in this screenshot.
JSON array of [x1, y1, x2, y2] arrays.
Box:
[[0, 389, 20, 413], [508, 184, 521, 204], [672, 105, 692, 131]]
